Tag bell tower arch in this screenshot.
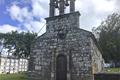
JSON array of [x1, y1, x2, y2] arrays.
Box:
[[49, 0, 76, 17]]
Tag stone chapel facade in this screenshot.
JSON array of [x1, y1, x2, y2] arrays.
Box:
[[28, 0, 104, 80]]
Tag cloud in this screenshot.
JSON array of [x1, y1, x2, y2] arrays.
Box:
[[6, 0, 120, 33], [23, 20, 46, 35], [0, 24, 20, 33], [7, 4, 33, 22], [31, 0, 49, 18], [32, 2, 46, 18], [7, 2, 47, 35], [114, 0, 120, 13], [92, 0, 115, 12], [8, 0, 49, 20], [6, 0, 50, 34], [74, 0, 116, 31], [7, 4, 21, 21]]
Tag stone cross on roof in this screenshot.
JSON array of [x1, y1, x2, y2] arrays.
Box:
[[49, 0, 76, 17]]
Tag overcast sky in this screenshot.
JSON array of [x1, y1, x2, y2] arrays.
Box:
[[0, 0, 120, 35]]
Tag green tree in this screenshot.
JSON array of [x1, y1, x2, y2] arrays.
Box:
[[0, 31, 37, 72], [93, 13, 120, 66], [0, 31, 37, 58]]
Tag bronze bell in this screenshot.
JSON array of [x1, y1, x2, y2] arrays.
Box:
[[65, 0, 69, 6]]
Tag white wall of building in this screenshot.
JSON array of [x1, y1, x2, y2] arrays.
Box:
[[0, 57, 28, 74]]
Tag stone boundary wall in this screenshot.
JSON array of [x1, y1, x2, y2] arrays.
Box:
[[94, 73, 120, 80]]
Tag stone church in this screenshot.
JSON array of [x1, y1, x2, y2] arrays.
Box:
[[28, 0, 104, 80]]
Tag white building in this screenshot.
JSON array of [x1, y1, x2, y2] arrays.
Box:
[[0, 57, 28, 74]]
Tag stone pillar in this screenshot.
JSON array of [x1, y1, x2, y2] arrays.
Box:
[[70, 0, 75, 13], [49, 0, 55, 17], [59, 0, 65, 15]]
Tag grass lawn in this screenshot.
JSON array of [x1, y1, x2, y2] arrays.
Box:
[[0, 73, 27, 80], [104, 68, 120, 73]]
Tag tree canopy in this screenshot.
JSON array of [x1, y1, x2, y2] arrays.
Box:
[[93, 13, 120, 66], [0, 31, 37, 58]]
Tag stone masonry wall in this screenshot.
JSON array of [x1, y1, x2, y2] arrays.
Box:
[[90, 38, 104, 73], [28, 12, 96, 80]]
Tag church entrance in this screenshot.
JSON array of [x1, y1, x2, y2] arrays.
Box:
[[56, 55, 67, 80]]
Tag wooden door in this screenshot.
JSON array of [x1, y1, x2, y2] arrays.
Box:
[[56, 55, 67, 80]]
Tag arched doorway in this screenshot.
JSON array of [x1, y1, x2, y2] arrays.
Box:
[[56, 54, 67, 80]]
